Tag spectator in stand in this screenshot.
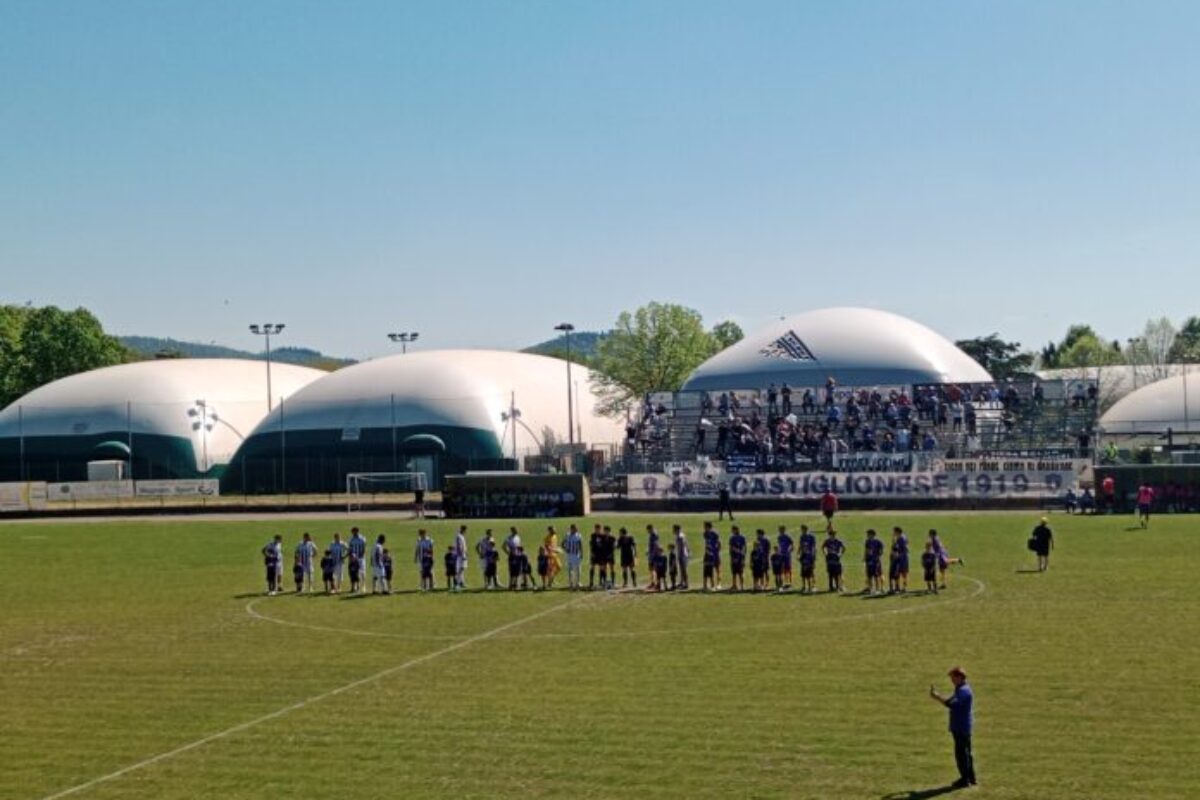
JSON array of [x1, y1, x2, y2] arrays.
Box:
[[1087, 383, 1099, 406], [1032, 381, 1045, 406], [767, 383, 778, 416], [781, 382, 793, 415], [1063, 488, 1078, 514], [801, 388, 815, 414], [922, 431, 939, 452], [1080, 488, 1096, 514], [824, 376, 837, 407]]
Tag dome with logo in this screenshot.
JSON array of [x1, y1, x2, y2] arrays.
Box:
[[682, 307, 992, 391], [1098, 372, 1200, 435]]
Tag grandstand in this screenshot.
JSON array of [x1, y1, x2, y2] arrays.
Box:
[[614, 378, 1098, 476]]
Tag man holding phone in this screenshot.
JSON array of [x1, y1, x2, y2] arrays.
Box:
[[929, 666, 977, 788]]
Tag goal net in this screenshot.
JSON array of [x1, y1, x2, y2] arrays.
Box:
[[346, 472, 428, 512]]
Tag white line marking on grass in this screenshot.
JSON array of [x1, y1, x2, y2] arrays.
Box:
[[245, 598, 466, 642], [40, 594, 591, 800], [246, 576, 987, 643]]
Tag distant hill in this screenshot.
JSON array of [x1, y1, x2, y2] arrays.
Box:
[[119, 336, 355, 370], [523, 331, 605, 364]]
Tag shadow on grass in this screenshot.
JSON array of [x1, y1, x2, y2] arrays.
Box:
[[880, 784, 965, 800], [1014, 568, 1043, 574]]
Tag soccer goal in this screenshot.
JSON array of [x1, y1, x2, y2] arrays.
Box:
[[346, 472, 428, 512]]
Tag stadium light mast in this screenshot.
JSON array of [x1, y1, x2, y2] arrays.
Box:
[[388, 331, 420, 354], [554, 322, 576, 448], [249, 323, 285, 411]]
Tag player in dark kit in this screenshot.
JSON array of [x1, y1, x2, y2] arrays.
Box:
[[921, 543, 939, 593], [822, 528, 845, 593], [443, 547, 457, 591], [776, 525, 794, 589], [667, 544, 678, 590], [728, 526, 747, 591], [617, 527, 638, 588], [798, 524, 817, 594], [863, 529, 885, 595], [749, 533, 765, 591], [602, 525, 619, 589], [702, 521, 723, 590], [890, 526, 910, 594], [588, 524, 605, 589], [770, 547, 785, 591]]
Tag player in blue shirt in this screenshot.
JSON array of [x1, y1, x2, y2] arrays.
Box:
[[749, 529, 766, 591], [770, 546, 785, 592], [798, 524, 818, 594], [702, 521, 723, 590], [443, 546, 457, 591], [776, 526, 795, 589], [863, 529, 885, 595], [822, 528, 845, 593], [890, 526, 910, 594], [921, 543, 939, 594], [728, 526, 747, 592]]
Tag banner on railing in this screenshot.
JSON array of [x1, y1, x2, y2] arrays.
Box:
[[0, 482, 48, 512], [629, 460, 1086, 501], [47, 480, 135, 501], [134, 479, 220, 497], [832, 453, 914, 472]]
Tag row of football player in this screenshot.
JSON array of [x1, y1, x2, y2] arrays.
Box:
[[259, 523, 963, 597]]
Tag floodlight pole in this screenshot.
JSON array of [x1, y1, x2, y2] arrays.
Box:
[[388, 331, 420, 354], [249, 323, 286, 411], [555, 323, 576, 448]]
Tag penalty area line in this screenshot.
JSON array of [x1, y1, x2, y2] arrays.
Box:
[[39, 594, 589, 800]]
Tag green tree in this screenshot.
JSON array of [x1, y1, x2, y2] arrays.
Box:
[[955, 334, 1034, 379], [710, 320, 744, 351], [1168, 316, 1200, 363], [1057, 331, 1123, 368], [590, 302, 719, 416], [0, 304, 33, 407], [2, 305, 129, 407]]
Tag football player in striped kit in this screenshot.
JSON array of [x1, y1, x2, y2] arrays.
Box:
[[414, 529, 435, 591], [372, 534, 390, 594], [348, 528, 368, 594], [328, 532, 348, 593], [563, 523, 584, 589], [295, 533, 319, 593]]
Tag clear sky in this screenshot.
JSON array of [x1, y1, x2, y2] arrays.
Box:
[[3, 1, 1198, 360]]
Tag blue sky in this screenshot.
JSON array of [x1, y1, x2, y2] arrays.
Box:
[[3, 1, 1198, 360]]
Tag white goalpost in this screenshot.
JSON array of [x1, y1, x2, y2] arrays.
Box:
[[345, 472, 428, 512]]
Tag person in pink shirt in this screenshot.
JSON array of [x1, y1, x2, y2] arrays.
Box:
[[1136, 483, 1155, 529]]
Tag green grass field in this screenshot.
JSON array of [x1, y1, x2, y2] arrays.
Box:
[[1, 511, 1197, 800]]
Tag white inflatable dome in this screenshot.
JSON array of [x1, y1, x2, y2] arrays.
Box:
[[683, 307, 992, 391], [244, 349, 623, 453], [0, 359, 326, 471], [1099, 372, 1200, 435]]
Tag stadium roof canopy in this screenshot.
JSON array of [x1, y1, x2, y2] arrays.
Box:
[[1098, 371, 1200, 435], [240, 349, 623, 453], [682, 307, 992, 392], [0, 359, 326, 472]]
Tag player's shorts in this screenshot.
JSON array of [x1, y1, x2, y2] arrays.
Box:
[[822, 509, 835, 520], [892, 556, 909, 575], [924, 568, 937, 582], [1138, 503, 1151, 516], [703, 564, 714, 579], [781, 555, 793, 571], [866, 559, 881, 578], [567, 555, 583, 570], [800, 559, 815, 579], [620, 555, 634, 568], [826, 560, 842, 577], [421, 558, 434, 578], [456, 556, 468, 573], [730, 557, 745, 574], [265, 564, 277, 584]]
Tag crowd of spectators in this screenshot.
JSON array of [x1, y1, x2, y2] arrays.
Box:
[[624, 377, 1098, 470]]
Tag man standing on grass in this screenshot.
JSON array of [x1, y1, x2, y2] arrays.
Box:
[[329, 533, 348, 593], [1030, 517, 1054, 572], [262, 534, 283, 595], [503, 527, 522, 590], [296, 533, 319, 593], [454, 526, 469, 591], [1136, 482, 1155, 529], [415, 529, 435, 591], [588, 524, 605, 589], [563, 524, 584, 589], [929, 666, 977, 788], [348, 528, 367, 593], [372, 534, 390, 594], [674, 525, 691, 590]]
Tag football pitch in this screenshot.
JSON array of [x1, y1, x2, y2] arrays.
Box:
[[1, 512, 1196, 800]]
